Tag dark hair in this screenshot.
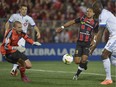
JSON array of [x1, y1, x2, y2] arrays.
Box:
[[19, 4, 27, 9]]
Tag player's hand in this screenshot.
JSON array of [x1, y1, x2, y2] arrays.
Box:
[[12, 46, 26, 53], [89, 40, 96, 55], [36, 32, 41, 39], [56, 27, 63, 33], [33, 42, 41, 46]]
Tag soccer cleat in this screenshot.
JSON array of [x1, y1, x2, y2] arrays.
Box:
[[10, 69, 18, 76], [73, 74, 79, 80], [100, 79, 113, 85], [21, 76, 31, 82]]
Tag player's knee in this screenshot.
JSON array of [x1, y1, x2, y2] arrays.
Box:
[[26, 64, 32, 69], [101, 53, 108, 60], [74, 60, 80, 64], [74, 57, 80, 64]]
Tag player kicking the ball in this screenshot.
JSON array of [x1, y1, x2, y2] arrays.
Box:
[[0, 21, 41, 82], [56, 7, 98, 80]]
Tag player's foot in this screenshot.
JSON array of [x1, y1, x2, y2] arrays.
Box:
[[10, 69, 18, 76], [73, 74, 79, 80], [100, 79, 113, 85], [21, 76, 31, 82]]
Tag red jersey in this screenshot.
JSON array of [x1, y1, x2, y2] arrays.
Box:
[[0, 29, 34, 55]]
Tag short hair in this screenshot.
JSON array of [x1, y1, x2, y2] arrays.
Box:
[[87, 7, 94, 12], [13, 21, 22, 27], [19, 4, 27, 9]]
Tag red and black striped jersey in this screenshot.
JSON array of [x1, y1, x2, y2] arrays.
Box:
[[0, 29, 34, 55], [75, 15, 98, 42]]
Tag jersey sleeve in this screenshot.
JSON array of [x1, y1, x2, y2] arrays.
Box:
[[21, 32, 34, 44], [8, 14, 16, 23], [28, 17, 36, 27], [4, 30, 13, 50], [99, 12, 109, 27], [75, 18, 81, 23]]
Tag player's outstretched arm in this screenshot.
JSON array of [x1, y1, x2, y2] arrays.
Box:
[[56, 20, 75, 33]]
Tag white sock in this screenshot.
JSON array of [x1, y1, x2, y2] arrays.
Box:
[[12, 64, 19, 71], [103, 58, 111, 80]]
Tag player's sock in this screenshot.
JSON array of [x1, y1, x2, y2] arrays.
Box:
[[12, 64, 19, 71], [19, 67, 26, 77], [76, 61, 88, 76], [103, 58, 111, 80], [76, 68, 82, 76]]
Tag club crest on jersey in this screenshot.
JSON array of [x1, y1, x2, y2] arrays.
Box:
[[23, 22, 28, 26]]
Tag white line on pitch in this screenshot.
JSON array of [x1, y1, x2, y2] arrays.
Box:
[[29, 69, 116, 78]]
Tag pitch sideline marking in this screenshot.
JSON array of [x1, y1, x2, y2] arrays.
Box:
[[29, 69, 116, 78], [1, 68, 116, 77]]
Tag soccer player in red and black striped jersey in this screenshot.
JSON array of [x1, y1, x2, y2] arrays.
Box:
[[56, 7, 98, 80]]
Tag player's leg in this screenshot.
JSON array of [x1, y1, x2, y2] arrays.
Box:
[[76, 55, 88, 77], [16, 51, 31, 82], [100, 49, 113, 85], [17, 58, 31, 82], [73, 44, 82, 80], [10, 38, 26, 76], [25, 59, 32, 69], [100, 39, 115, 85], [74, 45, 89, 80]]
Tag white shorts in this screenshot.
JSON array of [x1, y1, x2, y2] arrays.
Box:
[[18, 38, 26, 47], [104, 38, 116, 54]]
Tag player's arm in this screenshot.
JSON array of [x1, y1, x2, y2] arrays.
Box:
[[56, 17, 81, 32], [4, 30, 14, 50], [90, 27, 105, 55], [91, 22, 99, 46], [5, 14, 15, 36], [22, 32, 41, 46], [56, 20, 76, 33], [5, 21, 10, 32], [33, 25, 41, 39], [29, 17, 41, 39]]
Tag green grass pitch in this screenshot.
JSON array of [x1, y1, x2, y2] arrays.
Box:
[[0, 61, 115, 87]]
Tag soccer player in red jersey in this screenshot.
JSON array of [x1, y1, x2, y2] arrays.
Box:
[[0, 21, 41, 82], [56, 7, 98, 80], [5, 4, 41, 76]]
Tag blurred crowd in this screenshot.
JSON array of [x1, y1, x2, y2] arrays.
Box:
[[0, 0, 115, 43]]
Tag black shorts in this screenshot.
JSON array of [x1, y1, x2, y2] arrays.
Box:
[[3, 50, 28, 64], [74, 41, 90, 57]]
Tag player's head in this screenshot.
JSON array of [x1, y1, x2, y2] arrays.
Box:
[[19, 4, 28, 16], [86, 7, 95, 18], [13, 21, 22, 34], [91, 0, 103, 17]]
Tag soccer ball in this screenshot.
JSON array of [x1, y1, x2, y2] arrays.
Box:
[[62, 54, 73, 64]]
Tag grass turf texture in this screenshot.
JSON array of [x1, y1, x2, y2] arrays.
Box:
[[0, 61, 115, 87]]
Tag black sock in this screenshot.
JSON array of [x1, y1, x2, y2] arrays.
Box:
[[76, 69, 82, 76], [76, 61, 88, 76]]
